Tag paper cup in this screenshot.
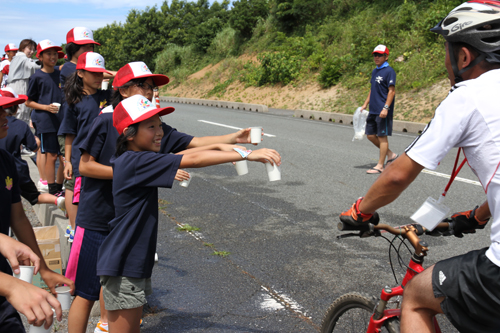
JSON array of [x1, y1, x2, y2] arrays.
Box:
[[101, 81, 109, 90], [14, 265, 34, 283], [51, 103, 61, 113], [56, 286, 72, 310], [179, 173, 191, 188], [234, 160, 248, 176], [29, 309, 54, 333], [250, 127, 262, 144], [266, 163, 281, 182]]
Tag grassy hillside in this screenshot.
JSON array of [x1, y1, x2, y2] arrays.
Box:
[[94, 0, 462, 120]]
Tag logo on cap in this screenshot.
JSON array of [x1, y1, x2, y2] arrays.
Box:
[[141, 64, 150, 72], [94, 58, 102, 66], [139, 98, 151, 109], [83, 31, 90, 38]]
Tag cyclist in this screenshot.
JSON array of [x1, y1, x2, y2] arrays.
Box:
[[340, 1, 500, 332]]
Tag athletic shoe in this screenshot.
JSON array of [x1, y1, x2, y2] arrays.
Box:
[[37, 180, 48, 193], [94, 321, 108, 333], [21, 147, 36, 157], [56, 196, 66, 213], [64, 225, 72, 238], [68, 229, 75, 243]]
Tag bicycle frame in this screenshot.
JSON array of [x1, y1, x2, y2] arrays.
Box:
[[366, 253, 441, 333]]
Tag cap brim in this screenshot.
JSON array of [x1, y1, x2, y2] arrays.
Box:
[[77, 67, 112, 74], [127, 106, 175, 132], [37, 46, 63, 58], [137, 74, 170, 87], [73, 40, 101, 46], [0, 96, 26, 108], [57, 51, 65, 59]]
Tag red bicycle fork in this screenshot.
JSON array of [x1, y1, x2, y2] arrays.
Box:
[[366, 257, 441, 332]]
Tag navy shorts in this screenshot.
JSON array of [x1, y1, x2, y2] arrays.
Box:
[[66, 226, 108, 301], [40, 132, 60, 154], [365, 114, 392, 137], [20, 180, 40, 206], [432, 248, 500, 333], [0, 297, 25, 333]]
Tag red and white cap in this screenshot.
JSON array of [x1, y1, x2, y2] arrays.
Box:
[[1, 87, 28, 101], [113, 62, 170, 89], [0, 91, 26, 108], [372, 45, 389, 55], [113, 94, 174, 134], [4, 43, 18, 52], [76, 52, 112, 74], [36, 39, 63, 58], [66, 27, 100, 46]]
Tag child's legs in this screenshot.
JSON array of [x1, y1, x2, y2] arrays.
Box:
[[37, 192, 58, 205], [65, 175, 77, 230], [100, 287, 108, 324], [68, 296, 95, 333], [108, 307, 142, 333], [36, 149, 46, 181], [56, 155, 64, 185], [44, 152, 57, 183]]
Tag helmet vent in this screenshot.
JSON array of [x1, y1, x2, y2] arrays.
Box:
[[444, 17, 459, 26], [482, 36, 500, 43]]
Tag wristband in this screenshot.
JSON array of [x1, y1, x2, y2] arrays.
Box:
[[233, 148, 252, 159], [383, 105, 390, 110]]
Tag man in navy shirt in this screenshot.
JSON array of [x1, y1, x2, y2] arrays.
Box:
[[361, 45, 398, 174]]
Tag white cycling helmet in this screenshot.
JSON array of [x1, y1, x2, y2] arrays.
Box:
[[431, 0, 500, 81]]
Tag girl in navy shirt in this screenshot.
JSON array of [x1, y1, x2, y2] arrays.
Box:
[[59, 52, 111, 243], [96, 94, 280, 332]]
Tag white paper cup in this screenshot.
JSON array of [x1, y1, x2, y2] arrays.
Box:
[[51, 103, 61, 113], [266, 163, 281, 182], [29, 309, 54, 333], [234, 160, 248, 176], [101, 81, 109, 90], [14, 265, 34, 284], [179, 173, 191, 188], [56, 286, 72, 310], [250, 127, 262, 144]]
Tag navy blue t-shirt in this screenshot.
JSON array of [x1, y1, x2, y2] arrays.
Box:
[[160, 122, 193, 154], [0, 149, 21, 275], [27, 68, 63, 134], [59, 90, 111, 177], [77, 109, 117, 232], [0, 116, 37, 184], [369, 64, 396, 116], [97, 150, 182, 278], [60, 61, 77, 94]]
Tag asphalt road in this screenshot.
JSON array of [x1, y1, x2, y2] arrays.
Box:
[[143, 103, 488, 332]]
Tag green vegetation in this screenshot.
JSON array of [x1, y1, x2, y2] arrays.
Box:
[[176, 224, 201, 232], [212, 250, 231, 257], [94, 0, 461, 110]]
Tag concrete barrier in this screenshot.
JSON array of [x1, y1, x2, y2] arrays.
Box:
[[294, 109, 428, 134], [160, 96, 269, 113]]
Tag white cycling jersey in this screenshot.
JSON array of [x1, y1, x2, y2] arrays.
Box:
[[406, 69, 500, 267]]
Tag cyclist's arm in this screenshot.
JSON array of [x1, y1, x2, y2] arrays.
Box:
[[358, 153, 424, 214]]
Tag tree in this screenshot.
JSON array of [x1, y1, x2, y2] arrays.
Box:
[[229, 0, 269, 39]]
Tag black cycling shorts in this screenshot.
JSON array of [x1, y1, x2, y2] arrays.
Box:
[[432, 247, 500, 333]]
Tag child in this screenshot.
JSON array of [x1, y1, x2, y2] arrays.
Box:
[[0, 43, 18, 88], [0, 91, 75, 331], [25, 39, 65, 199], [59, 52, 112, 243], [7, 39, 40, 124], [97, 94, 280, 332], [0, 87, 65, 211]]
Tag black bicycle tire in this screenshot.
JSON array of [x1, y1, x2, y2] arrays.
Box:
[[320, 292, 400, 333]]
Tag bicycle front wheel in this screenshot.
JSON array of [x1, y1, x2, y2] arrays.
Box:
[[320, 292, 400, 333]]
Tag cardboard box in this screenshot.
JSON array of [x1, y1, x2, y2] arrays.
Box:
[[33, 225, 61, 259], [32, 257, 63, 290]]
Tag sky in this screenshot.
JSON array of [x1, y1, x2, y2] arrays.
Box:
[[0, 0, 168, 53]]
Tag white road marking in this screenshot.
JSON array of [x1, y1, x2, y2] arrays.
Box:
[[422, 169, 481, 186], [198, 120, 277, 137]]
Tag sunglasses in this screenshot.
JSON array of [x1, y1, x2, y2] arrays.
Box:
[[136, 81, 158, 91], [373, 53, 385, 57]]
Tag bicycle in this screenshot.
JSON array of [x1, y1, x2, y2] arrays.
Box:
[[320, 221, 453, 333]]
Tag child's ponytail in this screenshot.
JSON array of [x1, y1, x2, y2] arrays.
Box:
[[115, 123, 139, 157], [64, 71, 85, 106]]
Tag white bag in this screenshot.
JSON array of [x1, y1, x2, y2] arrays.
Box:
[[352, 107, 369, 141]]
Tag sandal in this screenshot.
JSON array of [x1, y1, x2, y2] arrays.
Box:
[[386, 154, 399, 164], [366, 167, 383, 174]]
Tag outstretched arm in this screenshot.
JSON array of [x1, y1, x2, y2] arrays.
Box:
[[187, 128, 261, 147], [179, 148, 281, 169]]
